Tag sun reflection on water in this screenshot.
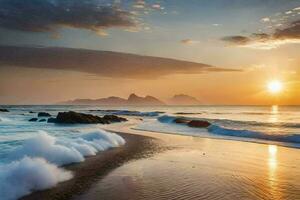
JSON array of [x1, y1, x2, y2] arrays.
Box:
[[269, 105, 279, 123]]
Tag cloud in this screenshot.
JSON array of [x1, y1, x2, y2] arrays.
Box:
[[0, 0, 136, 34], [221, 36, 251, 45], [181, 39, 200, 45], [261, 17, 270, 22], [0, 45, 239, 79], [222, 20, 300, 49], [273, 20, 300, 40]]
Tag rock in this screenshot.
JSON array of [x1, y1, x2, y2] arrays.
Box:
[[102, 115, 127, 122], [38, 112, 51, 117], [54, 111, 104, 124], [175, 112, 201, 115], [0, 109, 9, 112], [39, 119, 46, 122], [29, 111, 35, 113], [174, 118, 190, 124], [47, 117, 57, 123], [47, 111, 128, 124], [29, 118, 38, 122], [187, 120, 211, 128]]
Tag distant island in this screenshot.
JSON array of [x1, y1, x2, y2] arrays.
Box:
[[60, 94, 201, 105], [60, 93, 165, 106], [168, 94, 201, 105]]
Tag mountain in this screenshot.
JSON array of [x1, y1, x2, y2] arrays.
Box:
[[60, 94, 164, 105], [168, 94, 201, 105], [127, 93, 164, 105]]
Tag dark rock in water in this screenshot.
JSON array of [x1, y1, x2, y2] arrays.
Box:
[[0, 109, 9, 112], [39, 119, 46, 122], [55, 111, 107, 124], [52, 111, 127, 124], [29, 118, 38, 122], [175, 112, 201, 115], [29, 111, 35, 113], [38, 112, 51, 117], [187, 120, 211, 128], [102, 115, 127, 122], [174, 118, 190, 124], [47, 117, 57, 123]]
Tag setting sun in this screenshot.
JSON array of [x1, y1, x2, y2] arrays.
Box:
[[267, 80, 283, 94]]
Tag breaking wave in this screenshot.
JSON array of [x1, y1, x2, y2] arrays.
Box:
[[156, 115, 300, 144], [0, 157, 72, 200], [208, 125, 300, 144], [0, 129, 125, 200], [158, 115, 300, 128]]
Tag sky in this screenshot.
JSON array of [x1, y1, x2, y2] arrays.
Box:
[[0, 0, 299, 105]]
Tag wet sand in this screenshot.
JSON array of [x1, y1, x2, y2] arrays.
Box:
[[22, 120, 300, 200], [74, 122, 300, 200], [21, 132, 162, 200]]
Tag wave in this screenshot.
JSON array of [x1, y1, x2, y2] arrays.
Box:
[[208, 125, 300, 144], [157, 115, 300, 128], [10, 130, 125, 166], [0, 157, 72, 200], [156, 115, 300, 144], [0, 116, 11, 123], [158, 115, 177, 123], [0, 129, 125, 200], [99, 109, 163, 117]]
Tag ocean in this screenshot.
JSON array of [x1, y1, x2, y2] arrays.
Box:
[[1, 105, 300, 161], [0, 105, 300, 199]]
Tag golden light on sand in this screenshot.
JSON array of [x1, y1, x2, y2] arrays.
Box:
[[268, 145, 280, 199], [268, 145, 278, 170], [268, 145, 278, 156], [267, 80, 283, 94]]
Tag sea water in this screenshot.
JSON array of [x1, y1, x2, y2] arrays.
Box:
[[0, 105, 300, 199]]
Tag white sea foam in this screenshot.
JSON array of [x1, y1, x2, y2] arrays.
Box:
[[0, 116, 11, 123], [11, 129, 125, 166], [1, 129, 125, 200], [11, 131, 84, 166], [0, 157, 72, 200]]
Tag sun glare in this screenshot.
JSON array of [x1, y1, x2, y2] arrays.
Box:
[[267, 80, 283, 94]]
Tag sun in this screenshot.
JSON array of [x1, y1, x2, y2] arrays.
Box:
[[267, 80, 283, 94]]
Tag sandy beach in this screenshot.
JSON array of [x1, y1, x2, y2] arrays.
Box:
[[21, 131, 161, 200], [21, 121, 300, 200]]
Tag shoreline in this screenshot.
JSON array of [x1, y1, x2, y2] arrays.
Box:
[[76, 124, 300, 200], [19, 120, 300, 200], [133, 127, 300, 150], [21, 132, 162, 200]]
